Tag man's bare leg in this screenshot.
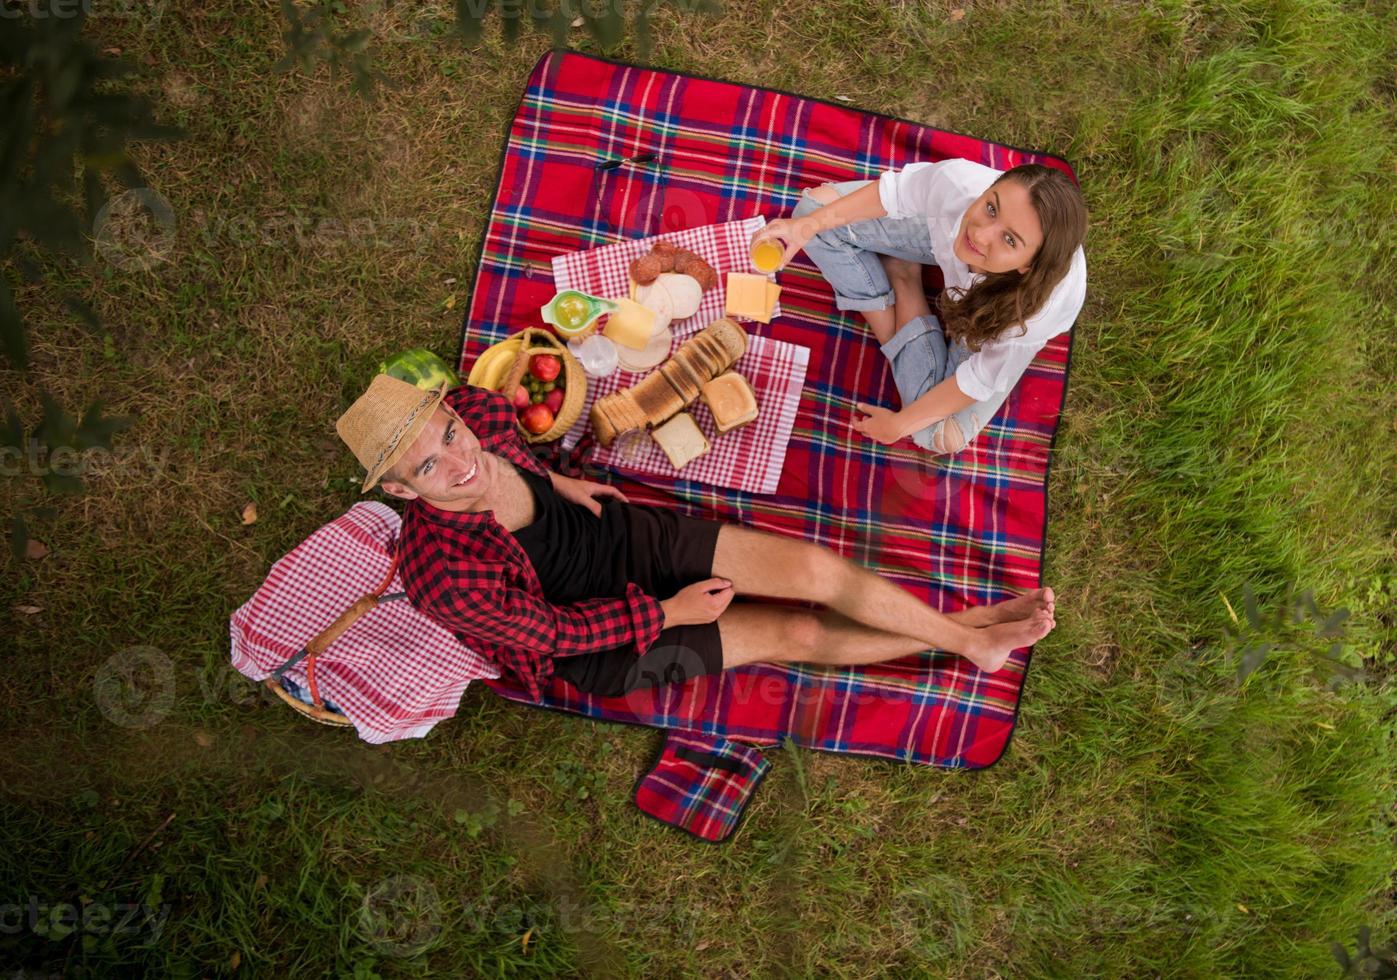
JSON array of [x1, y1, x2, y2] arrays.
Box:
[[717, 605, 1025, 674], [710, 526, 1054, 672]]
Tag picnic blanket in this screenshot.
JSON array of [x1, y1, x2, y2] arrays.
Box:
[[457, 51, 1075, 841]]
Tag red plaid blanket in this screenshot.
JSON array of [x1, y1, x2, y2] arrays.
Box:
[[552, 218, 808, 494], [461, 51, 1074, 796], [216, 51, 1077, 839]]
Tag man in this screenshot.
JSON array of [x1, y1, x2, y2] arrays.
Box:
[[336, 375, 1055, 703]]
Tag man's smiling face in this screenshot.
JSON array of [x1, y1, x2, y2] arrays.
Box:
[[378, 404, 496, 510]]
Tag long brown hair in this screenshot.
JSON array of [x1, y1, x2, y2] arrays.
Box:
[[937, 164, 1087, 352]]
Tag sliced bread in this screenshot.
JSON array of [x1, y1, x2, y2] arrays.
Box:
[[651, 412, 710, 470]]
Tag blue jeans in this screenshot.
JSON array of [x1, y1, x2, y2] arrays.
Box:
[[792, 180, 1009, 452]]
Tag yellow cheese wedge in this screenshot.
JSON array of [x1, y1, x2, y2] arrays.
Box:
[[601, 297, 658, 350], [725, 272, 779, 323]]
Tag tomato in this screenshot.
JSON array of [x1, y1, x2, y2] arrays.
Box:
[[520, 403, 555, 435], [529, 354, 561, 383]]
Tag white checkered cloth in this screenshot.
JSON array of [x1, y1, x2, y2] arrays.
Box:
[[229, 502, 500, 743], [551, 217, 809, 495]]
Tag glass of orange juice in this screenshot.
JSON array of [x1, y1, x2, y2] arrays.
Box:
[[750, 236, 784, 274]]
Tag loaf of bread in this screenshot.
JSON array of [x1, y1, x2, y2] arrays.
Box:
[[588, 318, 751, 447]]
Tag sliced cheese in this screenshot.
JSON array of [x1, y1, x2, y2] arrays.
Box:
[[601, 297, 658, 349], [725, 272, 778, 323]]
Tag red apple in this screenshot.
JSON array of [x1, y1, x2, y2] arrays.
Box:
[[520, 403, 555, 435], [511, 385, 530, 410], [529, 354, 561, 383], [544, 388, 564, 413]]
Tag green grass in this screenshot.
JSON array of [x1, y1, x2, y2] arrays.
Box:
[[2, 0, 1394, 976]]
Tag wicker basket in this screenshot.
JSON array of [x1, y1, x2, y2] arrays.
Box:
[[264, 678, 353, 727], [497, 327, 586, 443], [260, 555, 405, 730]]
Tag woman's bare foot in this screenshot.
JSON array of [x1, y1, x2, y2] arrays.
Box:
[[879, 254, 935, 334], [958, 609, 1055, 673], [880, 254, 922, 280]]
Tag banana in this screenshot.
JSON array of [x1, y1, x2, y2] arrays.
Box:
[[466, 337, 523, 388]]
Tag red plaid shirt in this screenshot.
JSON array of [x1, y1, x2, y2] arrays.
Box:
[[396, 385, 666, 702]]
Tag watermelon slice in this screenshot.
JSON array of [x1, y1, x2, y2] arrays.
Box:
[[378, 348, 459, 391]]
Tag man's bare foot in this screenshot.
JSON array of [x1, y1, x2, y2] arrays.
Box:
[[959, 609, 1055, 673], [951, 587, 1054, 628], [983, 587, 1055, 625]]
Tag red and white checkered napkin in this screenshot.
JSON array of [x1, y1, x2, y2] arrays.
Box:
[[551, 218, 809, 495], [551, 216, 781, 331], [229, 502, 500, 744]]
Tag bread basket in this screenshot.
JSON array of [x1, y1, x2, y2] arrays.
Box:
[[497, 327, 586, 443]]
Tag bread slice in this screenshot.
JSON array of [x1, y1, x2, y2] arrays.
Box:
[[697, 332, 732, 373], [667, 340, 706, 388], [613, 389, 647, 432], [706, 317, 749, 363], [660, 359, 702, 403], [658, 367, 695, 409], [700, 372, 759, 434], [631, 371, 684, 425], [651, 412, 710, 470], [681, 334, 714, 379], [593, 391, 644, 443], [590, 401, 618, 447], [690, 331, 725, 378]]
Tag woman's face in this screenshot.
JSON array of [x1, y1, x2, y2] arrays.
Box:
[[953, 178, 1044, 275]]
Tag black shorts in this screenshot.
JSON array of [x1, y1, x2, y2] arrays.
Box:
[[552, 503, 725, 698]]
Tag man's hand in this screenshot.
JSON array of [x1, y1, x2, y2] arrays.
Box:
[[852, 402, 915, 445], [661, 578, 734, 628], [550, 472, 629, 517]]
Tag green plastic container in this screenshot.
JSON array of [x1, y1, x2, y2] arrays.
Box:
[[540, 290, 618, 338]]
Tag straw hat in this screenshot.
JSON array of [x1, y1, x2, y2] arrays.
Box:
[[336, 374, 449, 492]]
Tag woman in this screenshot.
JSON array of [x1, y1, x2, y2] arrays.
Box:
[[754, 160, 1088, 454]]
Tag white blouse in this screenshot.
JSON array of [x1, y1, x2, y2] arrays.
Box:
[[877, 158, 1087, 402]]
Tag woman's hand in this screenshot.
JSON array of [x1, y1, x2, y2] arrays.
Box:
[[661, 578, 734, 627], [751, 216, 818, 270], [852, 402, 915, 445], [549, 473, 628, 517]]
